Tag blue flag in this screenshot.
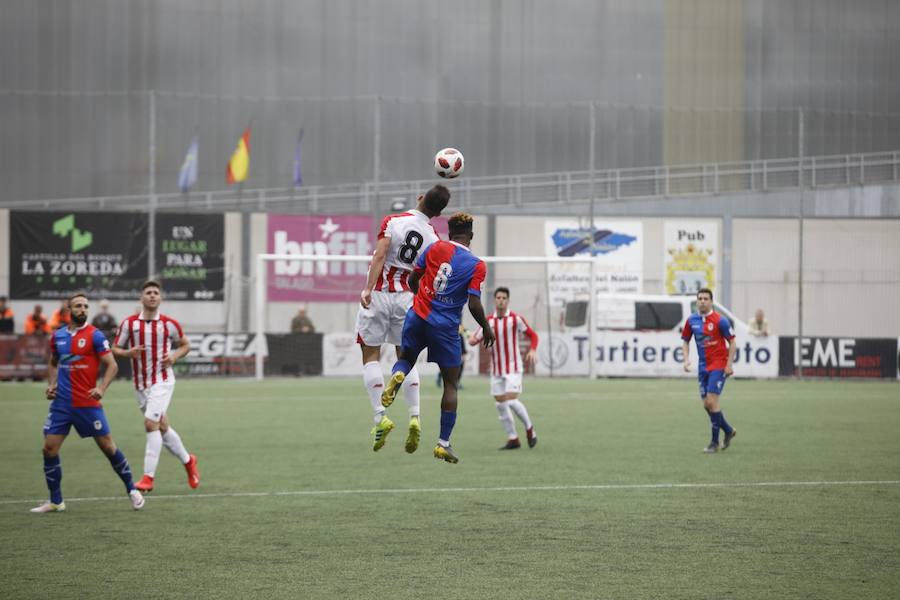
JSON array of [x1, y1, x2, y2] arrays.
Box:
[[178, 136, 199, 193], [293, 128, 304, 187]]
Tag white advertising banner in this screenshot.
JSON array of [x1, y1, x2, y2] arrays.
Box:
[[534, 330, 779, 379], [322, 332, 479, 377], [664, 220, 719, 295], [543, 220, 643, 305]]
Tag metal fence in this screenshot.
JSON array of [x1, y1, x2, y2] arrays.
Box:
[[3, 150, 898, 216]]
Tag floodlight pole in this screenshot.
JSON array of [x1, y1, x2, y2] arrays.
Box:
[[148, 89, 157, 278], [797, 107, 805, 379]]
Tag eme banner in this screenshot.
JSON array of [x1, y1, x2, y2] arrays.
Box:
[[778, 336, 898, 378], [543, 220, 643, 306], [155, 213, 224, 301], [664, 220, 719, 295], [11, 212, 149, 300]]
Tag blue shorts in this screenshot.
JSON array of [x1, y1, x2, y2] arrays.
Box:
[[43, 403, 111, 438], [698, 369, 727, 398], [400, 310, 463, 369]]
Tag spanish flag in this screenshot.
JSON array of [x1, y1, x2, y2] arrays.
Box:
[[226, 128, 251, 184]]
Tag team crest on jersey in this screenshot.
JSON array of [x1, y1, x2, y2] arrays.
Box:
[[707, 322, 714, 331], [77, 338, 87, 348], [93, 420, 102, 430]]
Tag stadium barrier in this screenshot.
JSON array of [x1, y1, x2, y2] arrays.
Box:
[[777, 336, 899, 379]]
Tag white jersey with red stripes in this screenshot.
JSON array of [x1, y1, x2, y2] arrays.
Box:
[[373, 209, 439, 293], [472, 311, 539, 377], [114, 312, 184, 390]]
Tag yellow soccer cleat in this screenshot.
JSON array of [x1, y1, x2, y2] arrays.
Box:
[[405, 417, 421, 454], [372, 416, 395, 451], [433, 444, 459, 464], [381, 372, 406, 408]]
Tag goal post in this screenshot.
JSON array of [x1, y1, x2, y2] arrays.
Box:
[[254, 253, 600, 380]]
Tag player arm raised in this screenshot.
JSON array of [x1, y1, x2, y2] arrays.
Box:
[[360, 236, 392, 308]]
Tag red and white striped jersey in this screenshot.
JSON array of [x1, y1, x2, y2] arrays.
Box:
[[472, 311, 540, 377], [372, 209, 439, 293], [114, 312, 184, 390]]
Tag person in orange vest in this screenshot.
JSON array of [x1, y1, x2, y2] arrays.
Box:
[[24, 304, 52, 336], [49, 299, 71, 330], [0, 296, 14, 333]]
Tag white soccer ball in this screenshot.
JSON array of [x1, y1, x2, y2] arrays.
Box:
[[434, 147, 465, 179]]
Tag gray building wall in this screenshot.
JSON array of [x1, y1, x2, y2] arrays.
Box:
[[2, 0, 900, 201]]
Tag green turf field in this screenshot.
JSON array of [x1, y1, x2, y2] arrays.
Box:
[[1, 377, 898, 599]]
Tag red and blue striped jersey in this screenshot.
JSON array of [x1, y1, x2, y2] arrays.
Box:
[[50, 324, 111, 408], [412, 240, 486, 328], [681, 311, 734, 372]]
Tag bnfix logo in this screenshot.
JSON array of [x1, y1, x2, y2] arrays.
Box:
[[53, 214, 93, 252]]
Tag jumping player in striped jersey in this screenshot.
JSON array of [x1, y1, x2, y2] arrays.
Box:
[[357, 185, 450, 453], [469, 287, 540, 450], [113, 280, 199, 492], [381, 212, 495, 464], [32, 293, 144, 513], [681, 287, 738, 453]]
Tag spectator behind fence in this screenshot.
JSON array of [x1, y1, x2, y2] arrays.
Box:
[[24, 304, 51, 336], [0, 296, 14, 333], [748, 309, 769, 337], [49, 299, 71, 330], [91, 299, 118, 340], [291, 306, 315, 334]]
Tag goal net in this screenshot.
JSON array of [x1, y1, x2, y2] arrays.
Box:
[[252, 253, 605, 380]]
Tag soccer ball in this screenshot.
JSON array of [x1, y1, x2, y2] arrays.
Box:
[[434, 148, 465, 179]]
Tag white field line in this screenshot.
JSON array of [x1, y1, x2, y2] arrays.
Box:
[[3, 479, 899, 506]]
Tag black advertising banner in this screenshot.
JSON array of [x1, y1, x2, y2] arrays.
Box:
[[778, 336, 898, 378], [155, 213, 224, 301], [11, 212, 148, 300]]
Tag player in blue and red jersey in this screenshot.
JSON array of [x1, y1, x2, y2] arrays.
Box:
[[681, 287, 738, 453], [31, 293, 144, 513], [381, 212, 495, 463]]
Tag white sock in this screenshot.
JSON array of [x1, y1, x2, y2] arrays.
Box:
[[403, 367, 421, 419], [144, 430, 163, 477], [162, 428, 190, 464], [496, 402, 518, 439], [507, 399, 533, 431], [363, 361, 386, 424]]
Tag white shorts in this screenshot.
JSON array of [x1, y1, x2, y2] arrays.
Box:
[[356, 291, 413, 347], [134, 382, 175, 422], [491, 373, 523, 397]]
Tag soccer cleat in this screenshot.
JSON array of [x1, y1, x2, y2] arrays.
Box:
[[372, 416, 395, 451], [129, 489, 145, 511], [703, 443, 719, 454], [405, 417, 421, 454], [135, 474, 155, 492], [30, 501, 66, 513], [722, 429, 737, 450], [433, 444, 459, 464], [526, 427, 537, 448], [184, 454, 200, 489], [381, 372, 406, 408], [499, 439, 521, 450]]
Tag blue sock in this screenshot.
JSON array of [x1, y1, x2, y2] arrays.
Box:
[[43, 455, 63, 504], [439, 410, 457, 443], [718, 412, 733, 435], [709, 411, 721, 444], [393, 359, 413, 376], [107, 449, 135, 493]]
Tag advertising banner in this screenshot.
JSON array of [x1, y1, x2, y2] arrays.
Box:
[[778, 337, 898, 378], [534, 330, 779, 378], [322, 332, 479, 377], [11, 212, 149, 300], [543, 220, 643, 306], [176, 332, 268, 377], [155, 213, 224, 301], [0, 334, 50, 380], [664, 220, 719, 295]]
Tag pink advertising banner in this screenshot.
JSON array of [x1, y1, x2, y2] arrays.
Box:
[[266, 214, 449, 302]]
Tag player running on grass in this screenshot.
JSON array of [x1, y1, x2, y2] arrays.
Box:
[[358, 185, 450, 453], [382, 212, 495, 464], [32, 293, 144, 513], [113, 280, 199, 492], [468, 286, 539, 450], [681, 287, 738, 453]]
